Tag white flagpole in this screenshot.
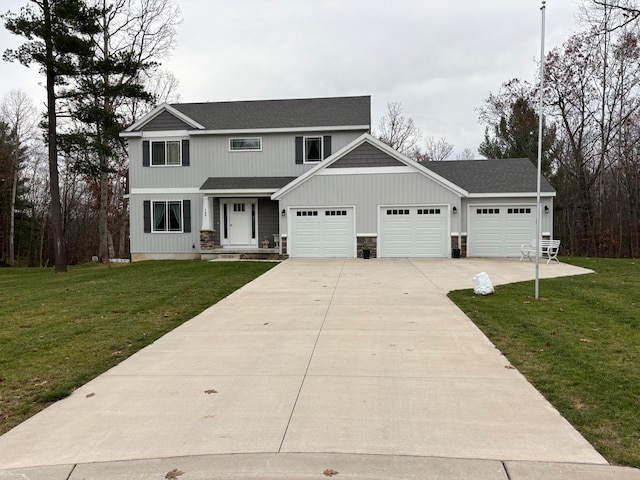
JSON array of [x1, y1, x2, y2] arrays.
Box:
[[535, 0, 546, 300]]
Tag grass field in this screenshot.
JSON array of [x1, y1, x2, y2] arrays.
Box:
[[0, 260, 275, 435], [448, 257, 640, 468]]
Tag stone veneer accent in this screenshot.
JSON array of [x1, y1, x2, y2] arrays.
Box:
[[357, 236, 377, 258], [200, 230, 216, 250]]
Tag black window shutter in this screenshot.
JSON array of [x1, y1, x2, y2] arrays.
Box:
[[183, 200, 191, 233], [295, 136, 303, 164], [142, 141, 150, 167], [323, 136, 332, 159], [143, 201, 151, 232], [182, 139, 190, 166]]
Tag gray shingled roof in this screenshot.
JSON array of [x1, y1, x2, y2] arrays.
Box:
[[423, 158, 555, 194], [200, 177, 297, 190], [172, 96, 371, 130]]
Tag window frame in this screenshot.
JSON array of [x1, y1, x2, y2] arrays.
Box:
[[229, 137, 262, 152], [151, 200, 184, 233], [303, 136, 323, 163], [150, 139, 182, 167]]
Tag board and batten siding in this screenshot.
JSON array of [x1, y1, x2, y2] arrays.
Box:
[[278, 172, 459, 234], [128, 131, 365, 190], [130, 193, 201, 258]]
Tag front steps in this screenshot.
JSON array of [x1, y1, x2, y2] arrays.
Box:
[[201, 248, 286, 261]]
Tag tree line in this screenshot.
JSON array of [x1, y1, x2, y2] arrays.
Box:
[[478, 1, 640, 257], [2, 1, 638, 268], [0, 0, 179, 270]]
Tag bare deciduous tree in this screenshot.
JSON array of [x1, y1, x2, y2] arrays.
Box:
[[377, 102, 422, 156], [456, 148, 475, 160], [415, 136, 453, 162], [1, 90, 39, 266]]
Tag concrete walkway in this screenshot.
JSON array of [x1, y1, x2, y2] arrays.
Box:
[[1, 258, 639, 479]]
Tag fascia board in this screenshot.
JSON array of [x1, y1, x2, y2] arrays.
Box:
[[361, 135, 469, 197], [200, 189, 278, 196], [189, 125, 370, 136], [467, 192, 557, 198], [123, 103, 205, 132]]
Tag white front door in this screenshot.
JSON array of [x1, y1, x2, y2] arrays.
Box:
[[222, 200, 256, 246]]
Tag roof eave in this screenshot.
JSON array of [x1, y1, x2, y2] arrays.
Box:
[[190, 125, 370, 136], [122, 103, 205, 133], [467, 192, 557, 198], [201, 189, 278, 196]]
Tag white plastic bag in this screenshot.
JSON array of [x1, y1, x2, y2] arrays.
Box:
[[473, 272, 494, 295]]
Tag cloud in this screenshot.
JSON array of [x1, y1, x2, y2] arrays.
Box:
[[0, 0, 580, 156]]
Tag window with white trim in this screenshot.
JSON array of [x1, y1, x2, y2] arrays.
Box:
[[229, 137, 262, 151], [476, 208, 500, 214], [304, 136, 322, 162], [151, 140, 181, 166], [153, 201, 183, 232]]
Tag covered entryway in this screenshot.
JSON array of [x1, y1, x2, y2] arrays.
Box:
[[467, 205, 536, 257], [289, 207, 355, 257], [220, 199, 257, 247], [378, 206, 449, 257]]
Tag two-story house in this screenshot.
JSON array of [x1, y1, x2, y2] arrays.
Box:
[[121, 95, 556, 261]]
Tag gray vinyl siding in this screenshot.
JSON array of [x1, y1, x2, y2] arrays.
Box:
[[129, 131, 364, 189], [140, 111, 192, 131], [329, 142, 403, 168], [130, 193, 201, 255], [258, 199, 279, 247], [278, 172, 459, 234]]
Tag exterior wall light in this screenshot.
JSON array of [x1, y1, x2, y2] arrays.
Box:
[[452, 206, 458, 214], [544, 206, 549, 214], [281, 209, 286, 216]]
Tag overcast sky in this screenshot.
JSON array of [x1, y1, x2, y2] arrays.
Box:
[[1, 0, 582, 158]]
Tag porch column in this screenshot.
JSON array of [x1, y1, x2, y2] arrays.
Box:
[[201, 196, 213, 231]]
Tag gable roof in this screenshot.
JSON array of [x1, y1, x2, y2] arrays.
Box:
[[423, 158, 556, 195], [272, 133, 468, 200], [124, 96, 371, 134]]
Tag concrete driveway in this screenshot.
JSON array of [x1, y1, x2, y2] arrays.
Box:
[[1, 258, 639, 479]]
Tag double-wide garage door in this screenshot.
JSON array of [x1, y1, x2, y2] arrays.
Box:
[[289, 207, 355, 257], [379, 206, 448, 257], [468, 205, 536, 257]]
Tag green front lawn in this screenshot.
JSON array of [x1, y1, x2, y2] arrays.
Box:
[[448, 257, 640, 467], [0, 260, 275, 435]]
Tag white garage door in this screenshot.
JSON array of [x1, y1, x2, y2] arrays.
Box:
[[289, 207, 355, 258], [379, 206, 449, 257], [468, 205, 536, 257]]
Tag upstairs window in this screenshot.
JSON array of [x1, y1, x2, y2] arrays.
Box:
[[152, 140, 181, 166], [143, 139, 190, 167], [304, 136, 322, 162], [295, 135, 331, 164], [229, 137, 262, 151]]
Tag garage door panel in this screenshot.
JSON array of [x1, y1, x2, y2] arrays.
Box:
[[290, 208, 354, 258], [380, 206, 448, 258], [469, 206, 536, 257]]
